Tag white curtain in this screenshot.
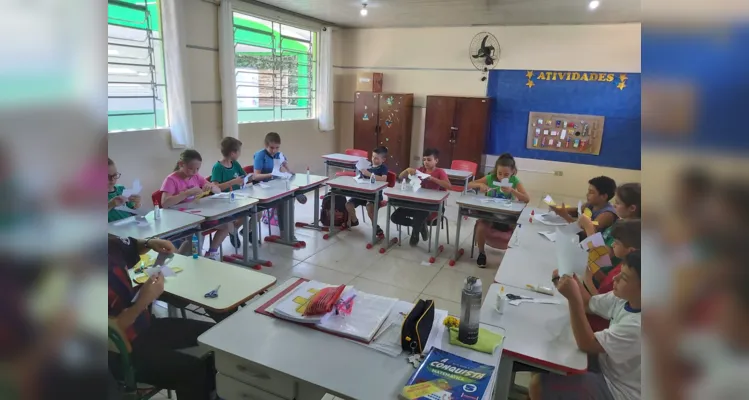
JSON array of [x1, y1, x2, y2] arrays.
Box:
[[317, 27, 335, 132], [219, 0, 239, 139], [161, 0, 194, 149]]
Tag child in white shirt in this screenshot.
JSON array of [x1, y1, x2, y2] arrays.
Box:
[[530, 251, 642, 400]]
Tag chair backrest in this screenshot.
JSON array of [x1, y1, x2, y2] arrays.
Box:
[[243, 165, 254, 174], [386, 171, 397, 187], [151, 190, 162, 207], [450, 160, 478, 175], [345, 148, 369, 158]]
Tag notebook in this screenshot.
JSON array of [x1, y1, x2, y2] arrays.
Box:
[[400, 348, 495, 400]]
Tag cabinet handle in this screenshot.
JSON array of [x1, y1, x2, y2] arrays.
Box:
[[236, 365, 271, 380]]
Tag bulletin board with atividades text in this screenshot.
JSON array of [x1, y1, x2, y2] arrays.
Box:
[[486, 69, 641, 170]]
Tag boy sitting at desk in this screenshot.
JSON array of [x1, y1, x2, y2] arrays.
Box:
[[394, 148, 451, 246], [530, 251, 642, 400], [345, 146, 389, 236], [252, 131, 306, 204], [552, 176, 619, 238]]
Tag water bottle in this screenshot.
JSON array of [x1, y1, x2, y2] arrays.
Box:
[[153, 205, 161, 220], [401, 177, 407, 190], [306, 166, 310, 184], [458, 276, 482, 345], [191, 234, 199, 259], [370, 173, 376, 184], [511, 224, 521, 247]]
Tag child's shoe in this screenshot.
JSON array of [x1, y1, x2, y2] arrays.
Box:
[[376, 225, 384, 237], [204, 250, 221, 261], [295, 194, 308, 204], [476, 252, 487, 268]]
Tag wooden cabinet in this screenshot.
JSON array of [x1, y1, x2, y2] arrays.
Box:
[[424, 96, 490, 168], [353, 92, 414, 171]]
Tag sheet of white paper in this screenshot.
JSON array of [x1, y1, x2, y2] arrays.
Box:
[[210, 185, 221, 194], [543, 194, 556, 206], [539, 231, 557, 242], [121, 179, 142, 198], [414, 170, 431, 180], [577, 200, 583, 216], [278, 152, 286, 163], [271, 160, 292, 179], [533, 212, 568, 226], [144, 265, 177, 278], [243, 173, 253, 187], [579, 232, 606, 251], [492, 177, 512, 188], [355, 158, 371, 172], [110, 216, 135, 225], [555, 228, 587, 277], [257, 182, 270, 189], [509, 298, 562, 306], [114, 205, 149, 217], [353, 176, 370, 184]]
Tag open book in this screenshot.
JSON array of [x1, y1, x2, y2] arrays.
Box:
[[272, 280, 397, 342]]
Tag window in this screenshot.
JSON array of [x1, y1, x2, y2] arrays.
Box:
[[108, 0, 167, 132], [233, 12, 316, 123]]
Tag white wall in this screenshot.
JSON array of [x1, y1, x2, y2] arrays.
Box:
[[333, 24, 642, 198], [109, 0, 336, 199]]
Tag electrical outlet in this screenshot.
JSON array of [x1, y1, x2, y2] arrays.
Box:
[[554, 170, 564, 176]]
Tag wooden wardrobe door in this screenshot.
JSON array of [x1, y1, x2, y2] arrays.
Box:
[[353, 92, 381, 154], [424, 96, 458, 167], [452, 97, 490, 168], [377, 93, 413, 172]]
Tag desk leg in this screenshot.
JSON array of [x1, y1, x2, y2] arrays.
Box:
[[366, 191, 381, 250], [429, 202, 444, 263], [494, 356, 514, 400], [295, 186, 324, 232], [266, 196, 303, 248], [449, 207, 465, 266], [380, 202, 398, 253], [228, 206, 266, 269], [323, 191, 339, 240], [463, 177, 469, 195]]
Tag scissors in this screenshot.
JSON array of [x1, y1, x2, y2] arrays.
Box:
[[204, 285, 221, 298]]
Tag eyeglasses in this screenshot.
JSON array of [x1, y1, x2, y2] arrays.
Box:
[[108, 173, 122, 180]]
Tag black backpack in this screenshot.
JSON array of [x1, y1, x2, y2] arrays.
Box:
[[320, 194, 348, 227]]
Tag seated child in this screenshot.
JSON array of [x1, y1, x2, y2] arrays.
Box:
[[108, 158, 141, 222], [394, 148, 451, 246], [211, 137, 249, 248], [160, 149, 227, 259], [467, 153, 530, 267], [253, 131, 307, 204], [346, 146, 389, 236], [554, 176, 619, 237], [533, 251, 642, 400]]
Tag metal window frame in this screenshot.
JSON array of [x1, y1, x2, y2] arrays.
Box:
[[107, 0, 167, 131], [233, 11, 316, 123]]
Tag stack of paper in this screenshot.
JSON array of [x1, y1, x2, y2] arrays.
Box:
[[355, 158, 371, 172], [555, 228, 587, 277], [407, 174, 422, 192], [533, 212, 568, 226]]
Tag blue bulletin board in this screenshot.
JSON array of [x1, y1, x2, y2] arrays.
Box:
[[486, 69, 641, 170]]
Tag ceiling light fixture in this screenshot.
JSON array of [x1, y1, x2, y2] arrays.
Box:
[[360, 3, 368, 16], [588, 0, 600, 10]]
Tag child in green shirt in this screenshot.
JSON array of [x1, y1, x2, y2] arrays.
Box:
[[108, 158, 141, 222], [210, 137, 249, 248]]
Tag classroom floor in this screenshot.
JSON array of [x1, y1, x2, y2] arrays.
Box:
[[149, 188, 573, 399]]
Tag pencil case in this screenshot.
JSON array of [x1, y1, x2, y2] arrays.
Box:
[[401, 299, 435, 353]]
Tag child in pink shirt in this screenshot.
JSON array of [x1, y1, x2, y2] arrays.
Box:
[[160, 150, 228, 260]]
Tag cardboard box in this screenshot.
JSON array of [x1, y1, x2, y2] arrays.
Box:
[[356, 72, 383, 92]]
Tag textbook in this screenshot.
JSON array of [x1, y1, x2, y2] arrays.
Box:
[[400, 348, 495, 400]]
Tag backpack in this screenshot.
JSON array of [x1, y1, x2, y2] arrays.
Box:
[[320, 194, 348, 227]]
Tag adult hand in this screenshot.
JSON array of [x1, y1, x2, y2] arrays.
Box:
[[555, 274, 582, 302], [140, 273, 165, 303], [147, 238, 177, 254]]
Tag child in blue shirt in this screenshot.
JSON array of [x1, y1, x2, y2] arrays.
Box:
[[252, 132, 307, 204], [345, 146, 389, 236]]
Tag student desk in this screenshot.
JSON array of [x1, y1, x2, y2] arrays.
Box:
[[480, 283, 588, 400], [494, 206, 560, 287], [449, 194, 527, 266], [130, 252, 277, 314], [443, 168, 474, 194], [108, 209, 204, 241], [235, 180, 298, 267], [290, 174, 330, 232], [324, 176, 388, 249], [380, 186, 450, 263], [199, 277, 507, 400], [321, 153, 362, 177]]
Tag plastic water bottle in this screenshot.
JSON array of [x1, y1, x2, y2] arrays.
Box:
[[511, 224, 521, 247], [191, 234, 199, 259], [306, 166, 310, 184], [458, 276, 482, 344], [153, 205, 161, 220], [370, 173, 376, 184], [401, 177, 407, 190]]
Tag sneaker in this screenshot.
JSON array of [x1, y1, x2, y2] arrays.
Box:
[[376, 225, 384, 237], [420, 223, 429, 241], [409, 231, 420, 246], [229, 231, 241, 248], [476, 252, 487, 268], [296, 194, 308, 204], [204, 251, 221, 261], [350, 219, 359, 227]]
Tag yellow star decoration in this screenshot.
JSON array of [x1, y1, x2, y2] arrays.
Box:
[[617, 81, 627, 90], [619, 74, 628, 82], [526, 80, 535, 88], [525, 70, 534, 79]]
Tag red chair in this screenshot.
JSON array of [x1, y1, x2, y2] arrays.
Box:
[[243, 166, 254, 175], [151, 190, 163, 207], [449, 160, 478, 192], [345, 148, 369, 158]]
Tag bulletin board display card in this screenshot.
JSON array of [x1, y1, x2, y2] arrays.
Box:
[[526, 112, 604, 155]]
